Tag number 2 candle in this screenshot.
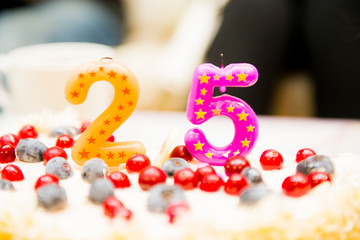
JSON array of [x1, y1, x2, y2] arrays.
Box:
[[184, 59, 259, 166], [65, 58, 146, 167]]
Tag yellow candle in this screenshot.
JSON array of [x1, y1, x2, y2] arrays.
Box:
[[65, 58, 146, 167]]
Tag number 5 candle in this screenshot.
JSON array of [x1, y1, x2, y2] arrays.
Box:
[[184, 58, 259, 166], [65, 58, 145, 167]]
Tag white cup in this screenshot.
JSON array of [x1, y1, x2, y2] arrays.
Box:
[[2, 42, 118, 119]]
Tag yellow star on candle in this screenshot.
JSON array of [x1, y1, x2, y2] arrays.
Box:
[[246, 124, 255, 132], [233, 150, 240, 156], [193, 141, 204, 151], [195, 109, 207, 119], [200, 88, 207, 96], [212, 108, 222, 115], [195, 97, 204, 105], [213, 74, 220, 80], [226, 74, 234, 81], [227, 105, 235, 112], [241, 138, 251, 147], [237, 110, 249, 121], [205, 151, 214, 159], [236, 72, 248, 82], [199, 73, 210, 84]]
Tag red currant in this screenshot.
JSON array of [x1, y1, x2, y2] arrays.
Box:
[[165, 201, 189, 224], [0, 133, 20, 148], [80, 121, 91, 133], [224, 173, 248, 195], [106, 135, 115, 142], [169, 145, 193, 161], [224, 155, 250, 176], [260, 149, 283, 170], [174, 168, 199, 190], [282, 173, 310, 197], [108, 171, 131, 188], [43, 146, 67, 166], [199, 173, 224, 192], [308, 171, 331, 188], [34, 174, 59, 190], [18, 125, 38, 139], [0, 144, 16, 163], [138, 166, 166, 190], [56, 134, 74, 148], [126, 154, 151, 173], [296, 148, 316, 163], [1, 164, 24, 181], [103, 196, 132, 220], [195, 165, 216, 181]]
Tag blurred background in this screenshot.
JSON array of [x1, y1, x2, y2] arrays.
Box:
[[1, 0, 359, 118]]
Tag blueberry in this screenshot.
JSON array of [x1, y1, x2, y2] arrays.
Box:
[[45, 157, 73, 179], [37, 184, 67, 211], [296, 155, 334, 176], [241, 167, 263, 185], [16, 138, 48, 163], [0, 179, 15, 191], [89, 178, 114, 204], [49, 126, 75, 137], [147, 184, 187, 213], [161, 158, 190, 177], [240, 183, 272, 205], [81, 158, 108, 182]]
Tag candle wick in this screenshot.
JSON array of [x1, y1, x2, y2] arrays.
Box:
[[220, 53, 224, 69]]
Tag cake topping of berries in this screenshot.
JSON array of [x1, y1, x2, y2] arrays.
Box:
[[49, 126, 77, 138], [224, 155, 250, 176], [161, 158, 190, 177], [174, 168, 199, 190], [165, 201, 189, 224], [81, 158, 108, 183], [0, 179, 15, 191], [224, 173, 248, 196], [43, 146, 67, 166], [89, 178, 114, 204], [103, 196, 133, 220], [241, 167, 263, 185], [240, 183, 272, 205], [138, 166, 167, 191], [282, 173, 311, 197], [45, 157, 73, 180], [169, 145, 193, 161], [295, 148, 316, 163], [308, 171, 331, 188], [1, 164, 24, 181], [296, 155, 334, 176], [0, 133, 20, 148], [260, 149, 283, 170], [125, 154, 151, 173], [16, 138, 48, 163], [37, 184, 67, 211], [18, 124, 38, 139], [147, 184, 187, 213], [108, 171, 131, 188], [55, 134, 74, 149], [194, 164, 216, 181], [199, 173, 224, 192], [0, 144, 16, 163], [34, 174, 59, 190]]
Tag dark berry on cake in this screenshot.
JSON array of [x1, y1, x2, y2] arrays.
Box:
[[241, 167, 263, 185], [126, 154, 151, 173], [240, 183, 272, 205], [174, 168, 199, 190], [224, 155, 251, 176], [0, 179, 15, 191], [0, 144, 16, 163], [81, 158, 108, 183], [169, 145, 193, 161], [16, 138, 48, 163], [147, 184, 187, 213], [296, 155, 334, 176], [1, 164, 24, 181], [161, 158, 190, 177], [45, 157, 73, 180], [89, 178, 114, 204], [49, 126, 75, 138], [43, 146, 67, 166], [37, 184, 67, 211]]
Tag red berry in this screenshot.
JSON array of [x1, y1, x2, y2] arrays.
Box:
[[126, 154, 151, 173], [195, 165, 216, 181], [0, 144, 16, 163], [308, 171, 331, 188], [138, 166, 166, 190], [108, 171, 131, 188], [282, 173, 310, 197], [80, 121, 91, 133], [169, 145, 193, 161], [224, 155, 250, 176], [260, 149, 283, 170], [56, 134, 74, 148], [199, 173, 224, 192], [43, 146, 67, 166], [18, 125, 38, 139], [0, 134, 20, 148], [106, 135, 115, 142], [165, 201, 189, 224], [34, 174, 59, 190], [1, 164, 24, 181], [174, 168, 199, 190], [103, 196, 132, 220], [296, 148, 316, 163], [224, 173, 248, 195]]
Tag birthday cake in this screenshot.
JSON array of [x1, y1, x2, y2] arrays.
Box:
[[0, 109, 360, 240]]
